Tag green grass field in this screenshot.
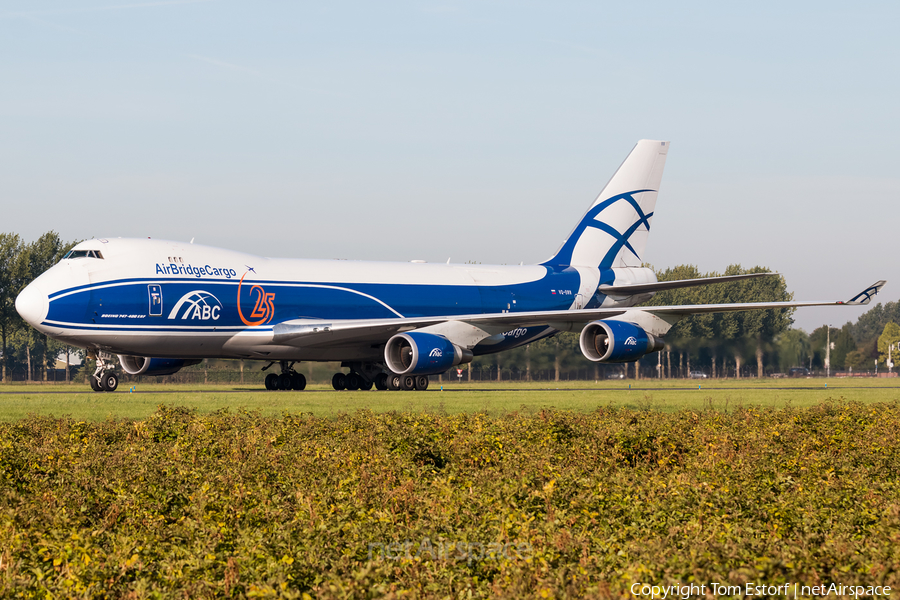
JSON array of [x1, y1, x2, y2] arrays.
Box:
[[0, 378, 898, 421]]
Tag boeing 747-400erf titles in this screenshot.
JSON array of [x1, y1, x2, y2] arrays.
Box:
[[15, 140, 885, 392]]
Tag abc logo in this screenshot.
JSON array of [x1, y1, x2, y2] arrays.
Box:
[[168, 291, 222, 321]]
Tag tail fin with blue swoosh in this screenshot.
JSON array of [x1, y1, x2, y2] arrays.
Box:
[[543, 139, 669, 270]]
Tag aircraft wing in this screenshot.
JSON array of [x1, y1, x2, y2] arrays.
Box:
[[271, 308, 630, 347], [271, 280, 885, 348], [598, 272, 776, 295]]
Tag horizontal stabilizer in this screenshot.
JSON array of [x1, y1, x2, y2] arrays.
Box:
[[599, 272, 777, 296]]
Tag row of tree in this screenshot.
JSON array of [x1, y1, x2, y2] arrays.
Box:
[[783, 319, 900, 373], [646, 264, 792, 377], [769, 300, 900, 374], [0, 232, 78, 382]]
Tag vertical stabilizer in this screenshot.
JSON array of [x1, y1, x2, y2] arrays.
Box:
[[544, 140, 669, 269]]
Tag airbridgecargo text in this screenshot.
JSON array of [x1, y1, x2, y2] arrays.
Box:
[[155, 264, 238, 279], [629, 582, 891, 598]]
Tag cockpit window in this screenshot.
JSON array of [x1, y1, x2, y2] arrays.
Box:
[[63, 250, 104, 260]]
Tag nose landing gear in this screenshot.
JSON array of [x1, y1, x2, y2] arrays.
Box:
[[89, 351, 119, 393]]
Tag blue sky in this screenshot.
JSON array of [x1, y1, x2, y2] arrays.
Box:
[[2, 0, 897, 332]]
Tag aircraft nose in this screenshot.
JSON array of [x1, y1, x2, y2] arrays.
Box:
[[16, 281, 50, 327]]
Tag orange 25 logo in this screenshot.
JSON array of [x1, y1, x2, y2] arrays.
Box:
[[237, 272, 275, 326]]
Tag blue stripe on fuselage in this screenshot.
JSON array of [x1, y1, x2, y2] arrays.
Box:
[[44, 268, 585, 330]]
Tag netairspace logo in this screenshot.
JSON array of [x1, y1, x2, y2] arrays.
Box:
[[167, 291, 223, 321], [429, 348, 443, 358], [624, 336, 638, 346]]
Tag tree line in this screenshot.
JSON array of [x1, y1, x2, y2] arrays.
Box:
[[0, 232, 78, 382]]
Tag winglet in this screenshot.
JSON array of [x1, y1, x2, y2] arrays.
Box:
[[843, 280, 887, 306]]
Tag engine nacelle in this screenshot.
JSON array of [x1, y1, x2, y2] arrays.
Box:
[[384, 332, 473, 376], [579, 320, 665, 363], [118, 355, 201, 376]]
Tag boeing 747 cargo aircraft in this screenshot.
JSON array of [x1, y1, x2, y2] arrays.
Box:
[[15, 141, 885, 392]]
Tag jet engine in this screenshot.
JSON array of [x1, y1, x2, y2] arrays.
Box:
[[118, 355, 202, 376], [384, 331, 473, 376], [579, 320, 665, 363]]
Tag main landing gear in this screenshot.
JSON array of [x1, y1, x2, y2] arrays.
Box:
[[89, 352, 119, 392], [383, 373, 430, 391], [331, 368, 430, 391], [331, 361, 380, 391], [258, 361, 431, 392], [263, 361, 307, 391], [331, 371, 374, 391]]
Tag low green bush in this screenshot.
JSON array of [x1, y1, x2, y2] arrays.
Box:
[[1, 401, 898, 598]]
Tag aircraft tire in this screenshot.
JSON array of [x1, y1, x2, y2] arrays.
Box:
[[291, 373, 306, 391], [345, 373, 361, 391], [374, 373, 388, 391], [101, 372, 119, 392], [265, 373, 278, 390], [400, 374, 416, 391], [360, 379, 374, 391], [90, 376, 102, 392], [387, 374, 402, 391], [277, 374, 292, 390], [332, 373, 346, 391], [415, 375, 429, 391]]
